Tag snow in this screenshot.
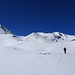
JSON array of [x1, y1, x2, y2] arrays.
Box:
[[0, 45, 75, 75], [0, 25, 75, 75]]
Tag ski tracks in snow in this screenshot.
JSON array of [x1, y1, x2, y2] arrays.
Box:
[[24, 53, 65, 75], [24, 54, 54, 75], [52, 54, 64, 75]]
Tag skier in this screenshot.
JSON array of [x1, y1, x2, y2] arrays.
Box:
[[63, 47, 67, 54]]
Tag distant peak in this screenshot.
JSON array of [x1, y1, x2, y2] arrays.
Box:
[[52, 32, 62, 36], [0, 25, 12, 34]]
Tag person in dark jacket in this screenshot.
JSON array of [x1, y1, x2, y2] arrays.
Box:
[[63, 47, 67, 54]]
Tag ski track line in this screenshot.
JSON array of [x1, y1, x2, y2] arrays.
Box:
[[25, 53, 60, 75], [52, 54, 64, 75], [24, 54, 55, 75]]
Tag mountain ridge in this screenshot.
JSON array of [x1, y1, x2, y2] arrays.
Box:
[[0, 25, 75, 44], [0, 25, 12, 34]]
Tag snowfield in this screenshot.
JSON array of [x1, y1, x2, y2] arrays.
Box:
[[0, 44, 75, 75], [0, 25, 75, 75]]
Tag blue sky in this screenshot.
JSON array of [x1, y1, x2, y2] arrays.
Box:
[[0, 0, 75, 35]]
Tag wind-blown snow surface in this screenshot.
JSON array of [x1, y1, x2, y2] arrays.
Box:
[[0, 25, 75, 75]]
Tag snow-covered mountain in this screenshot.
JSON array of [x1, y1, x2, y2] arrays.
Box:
[[0, 25, 75, 75], [0, 25, 75, 45], [26, 32, 75, 42], [0, 25, 75, 51], [0, 25, 75, 52], [0, 25, 12, 34]]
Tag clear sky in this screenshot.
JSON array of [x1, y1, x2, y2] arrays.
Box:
[[0, 0, 75, 35]]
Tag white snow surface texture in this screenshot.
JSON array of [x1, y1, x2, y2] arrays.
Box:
[[0, 25, 75, 75]]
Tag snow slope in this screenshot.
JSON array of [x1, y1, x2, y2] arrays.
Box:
[[0, 25, 75, 75]]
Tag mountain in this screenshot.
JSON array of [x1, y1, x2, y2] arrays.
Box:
[[0, 25, 75, 50], [0, 25, 12, 34], [0, 25, 74, 43], [25, 32, 75, 43], [0, 25, 75, 75]]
